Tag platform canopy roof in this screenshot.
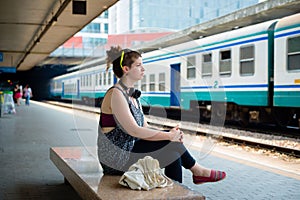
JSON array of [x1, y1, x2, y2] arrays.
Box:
[[0, 0, 118, 71]]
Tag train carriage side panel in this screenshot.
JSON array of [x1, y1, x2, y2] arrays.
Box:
[[50, 78, 63, 99], [62, 76, 80, 100], [50, 59, 115, 104], [95, 67, 115, 99], [51, 72, 76, 100], [179, 20, 277, 110], [141, 49, 174, 107], [274, 13, 300, 107], [94, 66, 110, 100], [79, 69, 97, 99], [78, 64, 113, 101]]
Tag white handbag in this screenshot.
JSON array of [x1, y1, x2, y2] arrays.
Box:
[[119, 156, 173, 190]]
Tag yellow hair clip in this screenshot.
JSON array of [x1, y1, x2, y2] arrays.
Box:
[[120, 50, 125, 70]]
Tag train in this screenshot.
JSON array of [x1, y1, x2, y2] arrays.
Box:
[[50, 13, 300, 128]]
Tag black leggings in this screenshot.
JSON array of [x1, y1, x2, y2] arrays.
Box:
[[128, 140, 196, 183]]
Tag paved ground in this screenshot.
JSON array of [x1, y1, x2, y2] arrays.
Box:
[[0, 101, 299, 200]]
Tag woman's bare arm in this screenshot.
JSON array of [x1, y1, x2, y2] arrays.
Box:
[[110, 88, 182, 142]]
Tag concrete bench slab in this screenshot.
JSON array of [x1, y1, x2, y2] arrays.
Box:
[[50, 146, 205, 200]]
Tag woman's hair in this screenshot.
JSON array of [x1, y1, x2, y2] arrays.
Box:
[[106, 46, 141, 78]]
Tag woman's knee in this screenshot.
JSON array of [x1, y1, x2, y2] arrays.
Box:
[[158, 151, 181, 168]]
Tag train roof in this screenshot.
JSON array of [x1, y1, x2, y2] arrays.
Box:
[[142, 19, 278, 61], [274, 13, 300, 31], [199, 19, 278, 43], [67, 57, 106, 72]]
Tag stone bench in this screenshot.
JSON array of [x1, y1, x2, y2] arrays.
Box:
[[50, 146, 205, 200]]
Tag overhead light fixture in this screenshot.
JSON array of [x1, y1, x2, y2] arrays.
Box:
[[72, 0, 87, 15], [51, 16, 58, 26]]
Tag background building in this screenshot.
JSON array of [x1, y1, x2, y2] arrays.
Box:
[[50, 0, 260, 59], [51, 11, 109, 58], [109, 0, 259, 34]]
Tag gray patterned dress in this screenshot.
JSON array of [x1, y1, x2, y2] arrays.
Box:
[[97, 87, 144, 175]]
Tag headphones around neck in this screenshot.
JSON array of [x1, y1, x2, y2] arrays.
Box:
[[119, 81, 141, 99]]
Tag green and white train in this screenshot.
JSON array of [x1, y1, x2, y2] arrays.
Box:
[[50, 13, 300, 128]]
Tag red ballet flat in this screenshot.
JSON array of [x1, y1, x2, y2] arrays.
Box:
[[193, 170, 226, 184]]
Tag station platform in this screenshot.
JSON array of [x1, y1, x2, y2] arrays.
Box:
[[0, 101, 299, 200]]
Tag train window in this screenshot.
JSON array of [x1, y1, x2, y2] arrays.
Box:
[[187, 56, 196, 79], [240, 45, 254, 76], [149, 74, 155, 91], [95, 74, 98, 86], [108, 71, 111, 85], [159, 73, 165, 91], [287, 36, 300, 71], [103, 73, 107, 85], [141, 76, 147, 91], [89, 75, 92, 86], [202, 53, 212, 77], [65, 83, 76, 94], [99, 73, 102, 86], [219, 50, 231, 76], [85, 75, 88, 87]]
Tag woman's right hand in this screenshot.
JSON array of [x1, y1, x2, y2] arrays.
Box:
[[169, 126, 183, 143]]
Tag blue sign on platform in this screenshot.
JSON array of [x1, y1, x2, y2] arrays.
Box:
[[0, 52, 3, 62], [0, 67, 16, 73]]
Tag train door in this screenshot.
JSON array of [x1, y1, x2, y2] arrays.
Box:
[[62, 82, 64, 98], [77, 79, 80, 99], [170, 63, 181, 107]]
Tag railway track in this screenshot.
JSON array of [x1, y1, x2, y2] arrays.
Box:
[[145, 116, 300, 158], [45, 100, 300, 158], [221, 135, 300, 158], [145, 106, 300, 139]]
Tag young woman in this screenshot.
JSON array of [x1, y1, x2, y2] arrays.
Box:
[[23, 84, 32, 106], [97, 46, 226, 184], [14, 84, 22, 106]]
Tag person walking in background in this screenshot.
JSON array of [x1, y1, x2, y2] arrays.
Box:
[[14, 84, 22, 106], [23, 84, 32, 106], [97, 46, 226, 184], [13, 84, 19, 103]]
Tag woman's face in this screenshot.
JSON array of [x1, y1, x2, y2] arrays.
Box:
[[127, 57, 145, 81]]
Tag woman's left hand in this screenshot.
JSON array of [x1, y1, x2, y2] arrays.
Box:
[[169, 127, 184, 143], [179, 130, 184, 143]]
